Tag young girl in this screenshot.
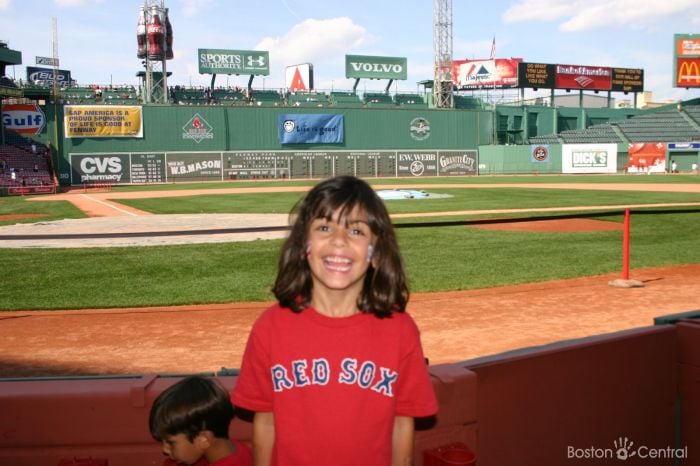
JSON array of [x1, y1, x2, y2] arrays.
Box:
[[232, 175, 437, 466]]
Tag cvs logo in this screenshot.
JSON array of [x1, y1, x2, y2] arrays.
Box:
[[80, 157, 122, 174]]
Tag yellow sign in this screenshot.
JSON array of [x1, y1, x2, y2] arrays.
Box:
[[64, 105, 143, 138]]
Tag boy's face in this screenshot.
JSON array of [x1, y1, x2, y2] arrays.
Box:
[[306, 206, 376, 301], [161, 433, 205, 465]]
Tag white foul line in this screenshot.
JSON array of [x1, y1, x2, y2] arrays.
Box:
[[80, 194, 140, 216]]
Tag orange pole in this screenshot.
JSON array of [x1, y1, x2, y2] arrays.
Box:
[[622, 208, 630, 280]]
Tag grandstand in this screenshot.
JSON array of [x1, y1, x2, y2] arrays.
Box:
[[529, 101, 700, 145], [0, 130, 55, 195]]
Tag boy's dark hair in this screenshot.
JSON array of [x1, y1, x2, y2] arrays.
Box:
[[149, 375, 233, 442], [273, 175, 408, 318]]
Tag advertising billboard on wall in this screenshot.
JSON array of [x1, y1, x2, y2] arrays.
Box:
[[2, 103, 46, 135], [627, 143, 666, 174], [64, 105, 143, 138], [674, 34, 700, 88], [518, 62, 643, 92], [198, 49, 269, 75], [286, 63, 314, 91], [453, 58, 522, 89], [345, 55, 407, 80], [555, 64, 612, 91], [26, 66, 71, 86], [562, 144, 617, 174]]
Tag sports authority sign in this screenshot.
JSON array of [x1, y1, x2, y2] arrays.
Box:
[[345, 55, 407, 80], [198, 49, 270, 75]]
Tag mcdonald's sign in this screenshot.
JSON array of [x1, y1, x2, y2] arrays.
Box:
[[676, 58, 700, 88]]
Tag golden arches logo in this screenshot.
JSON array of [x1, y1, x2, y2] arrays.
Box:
[[677, 60, 700, 86]]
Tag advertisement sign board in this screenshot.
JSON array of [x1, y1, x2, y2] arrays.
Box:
[[26, 66, 71, 86], [64, 105, 143, 138], [198, 49, 269, 75], [345, 55, 407, 80], [286, 63, 314, 91], [562, 144, 617, 174], [278, 114, 344, 144], [36, 56, 59, 66], [453, 58, 522, 89], [627, 143, 666, 173], [673, 34, 700, 88], [2, 103, 46, 135], [555, 65, 612, 91]]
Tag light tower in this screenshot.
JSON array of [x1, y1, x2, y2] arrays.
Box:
[[138, 0, 173, 103], [433, 0, 454, 108]]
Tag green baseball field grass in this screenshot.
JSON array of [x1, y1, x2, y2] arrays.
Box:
[[1, 175, 699, 310]]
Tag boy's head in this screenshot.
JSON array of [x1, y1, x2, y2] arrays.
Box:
[[149, 376, 234, 464]]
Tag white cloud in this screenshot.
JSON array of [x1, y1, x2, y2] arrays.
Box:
[[503, 0, 700, 32], [256, 17, 372, 66], [254, 17, 374, 87], [181, 0, 216, 18], [54, 0, 103, 7], [0, 0, 10, 11]]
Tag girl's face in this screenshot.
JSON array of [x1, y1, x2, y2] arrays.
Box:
[[305, 206, 376, 304]]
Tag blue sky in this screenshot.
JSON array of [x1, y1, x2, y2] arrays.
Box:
[[1, 0, 699, 103]]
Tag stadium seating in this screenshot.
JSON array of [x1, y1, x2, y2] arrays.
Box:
[[286, 91, 328, 107], [247, 89, 284, 107], [328, 91, 364, 107], [0, 141, 55, 193], [395, 93, 428, 107], [363, 92, 394, 107], [529, 106, 700, 144]]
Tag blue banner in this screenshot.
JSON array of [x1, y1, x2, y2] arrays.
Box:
[[278, 114, 344, 144]]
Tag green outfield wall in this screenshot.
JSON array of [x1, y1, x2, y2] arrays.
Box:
[[32, 102, 662, 185]]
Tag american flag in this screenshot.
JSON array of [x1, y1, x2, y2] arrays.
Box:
[[490, 36, 496, 60]]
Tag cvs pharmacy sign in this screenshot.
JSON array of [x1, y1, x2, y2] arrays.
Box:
[[2, 103, 46, 135]]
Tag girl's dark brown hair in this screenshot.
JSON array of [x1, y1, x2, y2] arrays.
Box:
[[273, 175, 408, 318]]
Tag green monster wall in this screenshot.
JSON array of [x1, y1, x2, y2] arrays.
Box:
[[45, 105, 492, 185]]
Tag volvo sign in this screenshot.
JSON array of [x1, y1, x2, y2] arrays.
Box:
[[345, 55, 407, 80]]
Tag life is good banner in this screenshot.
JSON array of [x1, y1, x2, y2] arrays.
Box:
[[278, 114, 344, 144], [64, 105, 143, 138]]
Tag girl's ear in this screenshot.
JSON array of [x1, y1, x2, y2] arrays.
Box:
[[369, 244, 379, 269]]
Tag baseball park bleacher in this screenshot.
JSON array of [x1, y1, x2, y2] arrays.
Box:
[[0, 132, 56, 194], [529, 105, 700, 144]]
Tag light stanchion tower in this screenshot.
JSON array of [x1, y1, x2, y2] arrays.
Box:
[[138, 0, 173, 103], [433, 0, 454, 108]]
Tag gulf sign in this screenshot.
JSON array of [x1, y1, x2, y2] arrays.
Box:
[[2, 103, 46, 135]]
